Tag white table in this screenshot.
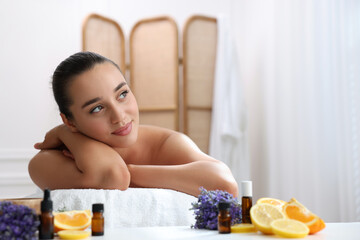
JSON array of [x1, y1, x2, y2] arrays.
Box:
[[57, 222, 360, 240]]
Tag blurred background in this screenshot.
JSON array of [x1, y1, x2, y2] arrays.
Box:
[[0, 0, 359, 223]]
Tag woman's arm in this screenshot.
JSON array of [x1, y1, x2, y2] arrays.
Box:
[[28, 124, 130, 190], [127, 132, 238, 197]]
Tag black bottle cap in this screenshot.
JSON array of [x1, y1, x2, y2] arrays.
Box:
[[41, 189, 53, 212], [218, 202, 230, 210], [92, 203, 104, 213]]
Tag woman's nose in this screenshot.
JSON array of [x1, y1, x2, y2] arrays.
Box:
[[110, 106, 126, 125]]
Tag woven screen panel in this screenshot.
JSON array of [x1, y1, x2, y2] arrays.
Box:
[[187, 110, 212, 153], [183, 17, 217, 107], [130, 16, 179, 130], [83, 14, 126, 73], [139, 112, 177, 130], [183, 16, 217, 153]]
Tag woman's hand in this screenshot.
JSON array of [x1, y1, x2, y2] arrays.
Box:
[[34, 124, 69, 150], [62, 149, 75, 160]]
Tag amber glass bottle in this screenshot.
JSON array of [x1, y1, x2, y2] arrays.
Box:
[[39, 189, 54, 239], [218, 202, 231, 234], [92, 203, 104, 236], [241, 181, 253, 223]]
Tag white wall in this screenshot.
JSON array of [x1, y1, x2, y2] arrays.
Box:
[[0, 0, 233, 198]]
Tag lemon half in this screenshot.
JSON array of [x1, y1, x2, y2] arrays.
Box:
[[250, 203, 286, 234]]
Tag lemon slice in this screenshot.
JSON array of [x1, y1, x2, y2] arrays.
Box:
[[231, 223, 257, 233], [58, 230, 91, 239], [250, 203, 286, 234], [271, 219, 310, 238]]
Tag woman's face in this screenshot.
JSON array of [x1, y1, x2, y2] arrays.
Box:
[[67, 62, 139, 148]]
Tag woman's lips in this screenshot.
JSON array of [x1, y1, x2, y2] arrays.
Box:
[[112, 122, 132, 136]]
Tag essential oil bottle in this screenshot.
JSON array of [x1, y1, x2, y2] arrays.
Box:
[[241, 181, 253, 224], [218, 202, 231, 234], [39, 189, 54, 239], [92, 203, 104, 236]]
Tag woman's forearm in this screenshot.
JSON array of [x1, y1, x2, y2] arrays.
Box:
[[56, 125, 130, 189], [127, 161, 238, 197]]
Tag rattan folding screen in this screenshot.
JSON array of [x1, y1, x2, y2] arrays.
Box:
[[82, 14, 217, 153]]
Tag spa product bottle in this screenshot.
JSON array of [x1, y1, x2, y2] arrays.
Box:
[[92, 203, 104, 236], [39, 189, 54, 239], [241, 181, 253, 224], [218, 202, 231, 234]]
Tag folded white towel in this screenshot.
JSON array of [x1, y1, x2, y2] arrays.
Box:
[[34, 188, 197, 228]]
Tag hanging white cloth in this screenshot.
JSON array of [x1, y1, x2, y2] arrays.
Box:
[[209, 15, 249, 194]]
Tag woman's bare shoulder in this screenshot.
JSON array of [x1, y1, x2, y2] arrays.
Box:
[[137, 125, 215, 165], [138, 125, 176, 140], [121, 125, 177, 164]]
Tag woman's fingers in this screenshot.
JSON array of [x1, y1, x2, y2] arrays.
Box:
[[62, 149, 74, 160], [34, 142, 43, 149]]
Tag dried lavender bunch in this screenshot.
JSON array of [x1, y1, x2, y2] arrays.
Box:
[[190, 187, 241, 230], [0, 201, 40, 240]]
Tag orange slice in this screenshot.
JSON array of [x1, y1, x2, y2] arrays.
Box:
[[284, 198, 326, 234], [256, 197, 286, 210], [250, 203, 286, 234], [54, 210, 91, 233]]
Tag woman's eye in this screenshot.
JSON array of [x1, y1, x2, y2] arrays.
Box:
[[90, 106, 103, 113], [118, 90, 129, 100]]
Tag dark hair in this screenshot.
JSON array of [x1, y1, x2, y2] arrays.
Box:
[[52, 51, 120, 119]]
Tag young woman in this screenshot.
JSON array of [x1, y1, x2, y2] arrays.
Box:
[[28, 52, 238, 197]]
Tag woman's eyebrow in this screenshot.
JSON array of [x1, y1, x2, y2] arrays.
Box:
[[81, 97, 102, 109], [81, 82, 127, 109], [114, 82, 127, 92]]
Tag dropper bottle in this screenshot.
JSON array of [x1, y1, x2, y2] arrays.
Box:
[[39, 189, 54, 239], [241, 181, 253, 224]]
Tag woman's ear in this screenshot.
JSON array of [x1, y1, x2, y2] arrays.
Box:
[[60, 113, 78, 132]]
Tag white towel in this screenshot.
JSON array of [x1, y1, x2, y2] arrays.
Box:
[[33, 188, 196, 228], [209, 15, 250, 193]]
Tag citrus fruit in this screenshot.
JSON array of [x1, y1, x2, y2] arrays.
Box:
[[271, 219, 309, 238], [257, 197, 286, 209], [284, 198, 326, 234], [250, 203, 286, 234], [231, 223, 256, 233], [54, 210, 91, 233], [57, 230, 91, 239]]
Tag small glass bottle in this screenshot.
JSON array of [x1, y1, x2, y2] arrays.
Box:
[[218, 202, 231, 234], [92, 203, 104, 236], [241, 181, 253, 224], [39, 189, 54, 239]]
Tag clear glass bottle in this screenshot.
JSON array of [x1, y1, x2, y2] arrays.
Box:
[[92, 203, 104, 236], [241, 181, 253, 223], [39, 189, 54, 239], [218, 202, 231, 234]]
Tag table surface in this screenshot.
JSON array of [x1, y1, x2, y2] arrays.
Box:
[[54, 222, 360, 240]]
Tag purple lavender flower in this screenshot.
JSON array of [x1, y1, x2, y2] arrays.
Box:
[[0, 201, 39, 240], [190, 187, 242, 230]]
